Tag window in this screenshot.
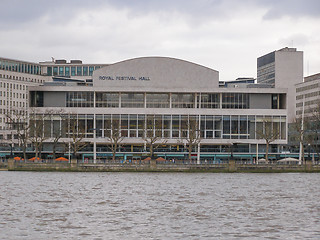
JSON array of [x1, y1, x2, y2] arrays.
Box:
[[96, 92, 119, 107], [89, 66, 94, 76], [171, 93, 194, 108], [66, 92, 94, 107], [71, 67, 76, 76], [199, 93, 220, 108], [83, 66, 88, 76], [222, 93, 249, 109], [77, 66, 82, 76], [65, 67, 70, 76], [53, 67, 58, 76], [47, 67, 52, 76], [59, 66, 64, 76], [146, 93, 169, 108], [121, 93, 144, 108]]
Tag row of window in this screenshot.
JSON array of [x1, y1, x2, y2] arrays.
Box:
[[296, 83, 319, 93], [296, 91, 320, 100], [0, 92, 26, 99], [0, 74, 44, 83], [257, 62, 275, 85], [47, 65, 101, 77], [65, 92, 250, 109], [35, 114, 286, 140], [0, 100, 26, 107], [0, 59, 41, 75], [296, 99, 319, 108], [0, 82, 26, 90]]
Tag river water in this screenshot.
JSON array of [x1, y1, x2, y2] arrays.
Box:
[[0, 172, 319, 240]]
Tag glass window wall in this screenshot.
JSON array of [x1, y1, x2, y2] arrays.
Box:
[[146, 93, 169, 108], [66, 92, 94, 107], [121, 93, 144, 108], [199, 93, 220, 108], [222, 93, 249, 109], [96, 92, 119, 108], [172, 93, 194, 108]]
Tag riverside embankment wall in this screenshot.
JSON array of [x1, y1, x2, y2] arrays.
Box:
[[2, 159, 319, 173]]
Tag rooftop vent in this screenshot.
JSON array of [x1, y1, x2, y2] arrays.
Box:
[[55, 59, 67, 64], [70, 60, 82, 64]]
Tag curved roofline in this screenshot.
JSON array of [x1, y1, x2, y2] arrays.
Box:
[[106, 56, 218, 73]]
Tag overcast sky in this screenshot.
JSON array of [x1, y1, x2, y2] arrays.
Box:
[[1, 0, 319, 80]]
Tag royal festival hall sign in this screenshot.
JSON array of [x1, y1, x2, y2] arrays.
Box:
[[99, 75, 150, 81]]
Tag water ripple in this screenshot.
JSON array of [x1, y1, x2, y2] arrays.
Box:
[[0, 172, 319, 239]]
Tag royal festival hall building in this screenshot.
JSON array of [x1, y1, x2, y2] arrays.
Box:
[[27, 57, 288, 162]]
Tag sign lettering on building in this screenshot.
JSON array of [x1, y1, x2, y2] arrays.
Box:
[[99, 76, 150, 81]]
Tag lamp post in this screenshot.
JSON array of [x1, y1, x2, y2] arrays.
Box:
[[308, 143, 311, 162], [90, 128, 102, 164]]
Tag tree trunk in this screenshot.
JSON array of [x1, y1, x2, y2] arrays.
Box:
[[112, 143, 117, 162], [188, 145, 192, 164], [52, 143, 56, 160], [150, 144, 153, 159], [265, 141, 269, 164], [23, 144, 27, 162]]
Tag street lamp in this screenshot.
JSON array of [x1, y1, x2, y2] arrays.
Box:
[[308, 143, 311, 162], [90, 128, 102, 164]]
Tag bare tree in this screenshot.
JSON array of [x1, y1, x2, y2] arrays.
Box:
[[29, 113, 47, 160], [45, 110, 66, 160], [291, 116, 308, 163], [143, 115, 167, 159], [179, 116, 201, 163], [105, 119, 123, 162], [256, 118, 280, 163], [6, 108, 30, 161], [68, 117, 88, 160], [305, 103, 320, 161], [292, 102, 320, 164]]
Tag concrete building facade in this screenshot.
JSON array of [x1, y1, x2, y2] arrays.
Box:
[[0, 47, 310, 162], [28, 57, 288, 162], [295, 73, 320, 118], [257, 47, 303, 122]]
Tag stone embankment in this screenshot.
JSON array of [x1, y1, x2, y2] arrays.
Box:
[[0, 159, 319, 173]]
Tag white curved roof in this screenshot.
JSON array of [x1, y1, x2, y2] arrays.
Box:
[[93, 57, 219, 90]]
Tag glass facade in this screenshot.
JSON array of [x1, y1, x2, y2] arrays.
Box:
[[0, 58, 41, 75], [96, 93, 119, 107], [222, 93, 249, 109], [40, 65, 103, 76], [40, 113, 286, 140], [66, 92, 94, 107], [198, 93, 220, 108], [172, 93, 194, 108], [121, 93, 144, 108], [146, 93, 170, 108]]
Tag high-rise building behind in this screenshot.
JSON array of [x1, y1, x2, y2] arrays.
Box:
[[257, 47, 303, 122]]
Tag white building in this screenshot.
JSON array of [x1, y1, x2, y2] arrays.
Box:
[[29, 57, 288, 162]]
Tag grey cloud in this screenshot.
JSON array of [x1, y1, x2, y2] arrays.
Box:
[[102, 0, 320, 19], [1, 0, 319, 30], [259, 0, 320, 19]]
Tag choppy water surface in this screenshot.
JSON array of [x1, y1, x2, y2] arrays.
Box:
[[0, 172, 319, 239]]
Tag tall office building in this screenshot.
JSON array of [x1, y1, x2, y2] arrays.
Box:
[[257, 47, 303, 122], [295, 73, 320, 118]]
